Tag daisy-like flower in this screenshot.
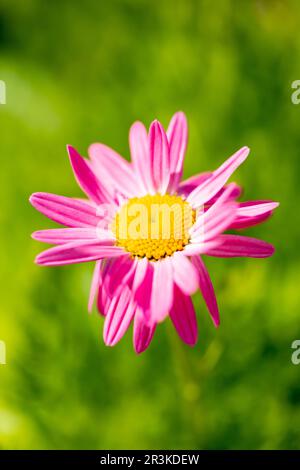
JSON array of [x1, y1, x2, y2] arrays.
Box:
[[30, 112, 278, 353]]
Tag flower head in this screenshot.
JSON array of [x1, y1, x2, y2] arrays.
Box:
[[30, 112, 278, 353]]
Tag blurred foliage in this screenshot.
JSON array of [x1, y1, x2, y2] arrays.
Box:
[[0, 0, 300, 450]]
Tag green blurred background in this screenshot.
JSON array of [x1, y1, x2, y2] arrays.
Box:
[[0, 0, 299, 450]]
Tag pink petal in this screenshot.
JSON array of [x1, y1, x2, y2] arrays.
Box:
[[172, 252, 198, 295], [236, 200, 279, 217], [88, 143, 138, 198], [206, 235, 275, 258], [129, 121, 154, 195], [29, 193, 101, 228], [190, 183, 238, 239], [132, 257, 148, 293], [88, 260, 102, 313], [207, 183, 242, 204], [149, 120, 170, 194], [97, 260, 113, 316], [74, 197, 97, 207], [31, 227, 108, 245], [229, 200, 279, 229], [151, 258, 173, 322], [133, 308, 156, 354], [169, 284, 198, 346], [182, 240, 222, 256], [98, 256, 134, 315], [103, 287, 135, 346], [103, 256, 136, 299], [192, 256, 220, 327], [187, 146, 249, 208], [134, 260, 154, 321], [67, 145, 113, 204], [178, 172, 212, 197], [35, 240, 125, 266], [191, 201, 237, 243], [229, 212, 272, 230], [166, 111, 188, 193]]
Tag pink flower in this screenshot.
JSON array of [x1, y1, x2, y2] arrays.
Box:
[[30, 112, 278, 353]]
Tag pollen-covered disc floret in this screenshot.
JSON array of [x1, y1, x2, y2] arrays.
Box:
[[112, 194, 196, 261]]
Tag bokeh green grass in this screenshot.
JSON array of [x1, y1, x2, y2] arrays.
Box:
[[0, 0, 300, 449]]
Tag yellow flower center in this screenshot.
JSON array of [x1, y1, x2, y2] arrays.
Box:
[[112, 194, 195, 261]]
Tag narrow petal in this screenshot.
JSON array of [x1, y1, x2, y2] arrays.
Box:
[[88, 260, 102, 313], [169, 285, 198, 346], [191, 201, 237, 243], [74, 197, 97, 207], [172, 252, 198, 295], [134, 261, 154, 321], [167, 111, 188, 193], [35, 240, 125, 266], [187, 146, 249, 208], [178, 172, 212, 197], [151, 258, 173, 322], [98, 256, 134, 316], [190, 183, 238, 239], [229, 212, 273, 230], [236, 200, 279, 217], [103, 287, 135, 346], [29, 193, 101, 228], [133, 308, 156, 354], [31, 227, 109, 245], [149, 120, 170, 194], [67, 145, 112, 204], [207, 183, 242, 204], [229, 200, 279, 229], [192, 256, 220, 327], [182, 240, 222, 256], [103, 255, 136, 299], [206, 235, 275, 258], [129, 121, 154, 195], [97, 259, 114, 315], [132, 257, 148, 293], [88, 143, 139, 198]]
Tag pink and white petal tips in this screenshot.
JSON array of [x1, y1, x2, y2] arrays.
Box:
[[149, 120, 170, 194], [30, 111, 278, 354], [172, 252, 199, 296], [67, 145, 114, 205], [29, 193, 101, 228], [166, 111, 188, 193], [133, 308, 156, 354], [88, 142, 140, 198], [205, 235, 275, 258], [32, 227, 114, 245], [129, 121, 154, 195], [229, 200, 279, 230], [187, 146, 250, 208], [35, 241, 126, 266], [88, 260, 102, 313], [191, 256, 220, 327], [178, 172, 212, 197], [169, 285, 198, 346], [190, 183, 238, 242], [236, 200, 279, 217], [151, 257, 173, 323], [102, 256, 136, 300], [133, 260, 154, 323], [103, 286, 136, 347]]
